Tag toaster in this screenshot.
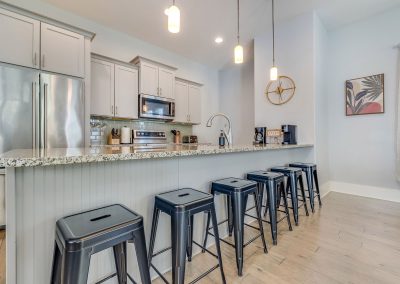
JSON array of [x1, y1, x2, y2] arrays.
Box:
[[182, 135, 198, 144]]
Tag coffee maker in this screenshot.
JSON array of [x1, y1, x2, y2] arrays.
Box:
[[281, 125, 297, 145], [254, 127, 267, 144]]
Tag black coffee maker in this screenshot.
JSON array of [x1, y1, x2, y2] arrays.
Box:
[[282, 125, 297, 145], [254, 127, 267, 144]]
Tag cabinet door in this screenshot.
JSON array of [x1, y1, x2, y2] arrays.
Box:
[[188, 85, 202, 124], [0, 8, 40, 68], [139, 62, 158, 96], [91, 59, 114, 117], [158, 67, 175, 99], [174, 81, 189, 123], [41, 23, 85, 77], [115, 64, 138, 119]]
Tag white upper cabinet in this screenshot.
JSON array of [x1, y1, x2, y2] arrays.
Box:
[[132, 57, 176, 99], [41, 23, 85, 78], [91, 55, 139, 119], [174, 80, 189, 123], [115, 64, 139, 119], [0, 8, 40, 68], [158, 67, 175, 99], [139, 62, 158, 97], [174, 79, 202, 124], [188, 84, 202, 124], [91, 58, 114, 117]]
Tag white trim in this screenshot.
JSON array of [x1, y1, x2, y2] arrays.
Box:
[[329, 181, 400, 203]]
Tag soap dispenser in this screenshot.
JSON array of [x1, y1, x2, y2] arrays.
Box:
[[219, 130, 225, 147]]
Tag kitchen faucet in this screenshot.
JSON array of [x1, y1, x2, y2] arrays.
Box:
[[206, 113, 233, 146]]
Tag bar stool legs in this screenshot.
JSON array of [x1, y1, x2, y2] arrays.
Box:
[[133, 229, 153, 284], [148, 188, 226, 284], [186, 215, 195, 262], [314, 169, 322, 206], [113, 242, 127, 284], [205, 205, 227, 284], [287, 174, 309, 225], [171, 212, 189, 284]]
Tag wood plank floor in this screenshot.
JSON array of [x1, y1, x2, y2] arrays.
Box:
[[153, 192, 400, 284]]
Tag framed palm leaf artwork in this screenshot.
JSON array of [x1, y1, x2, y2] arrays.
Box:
[[346, 74, 384, 116]]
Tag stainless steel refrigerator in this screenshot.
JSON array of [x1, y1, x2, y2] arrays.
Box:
[[0, 63, 85, 154]]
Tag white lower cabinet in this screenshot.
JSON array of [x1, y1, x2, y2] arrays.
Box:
[[174, 79, 202, 124], [91, 55, 138, 119]]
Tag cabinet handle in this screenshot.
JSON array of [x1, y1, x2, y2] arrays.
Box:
[[42, 54, 45, 68], [189, 114, 191, 122], [157, 87, 159, 96], [33, 53, 37, 67], [111, 105, 114, 115], [160, 87, 162, 95], [115, 106, 118, 115]]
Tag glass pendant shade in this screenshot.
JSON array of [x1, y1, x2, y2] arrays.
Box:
[[270, 66, 278, 81], [168, 5, 180, 33], [234, 44, 243, 64]]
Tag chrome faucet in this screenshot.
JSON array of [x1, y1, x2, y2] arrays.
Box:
[[206, 113, 233, 146]]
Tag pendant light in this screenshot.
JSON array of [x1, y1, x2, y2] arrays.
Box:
[[270, 0, 278, 81], [234, 0, 243, 64], [166, 0, 180, 33]]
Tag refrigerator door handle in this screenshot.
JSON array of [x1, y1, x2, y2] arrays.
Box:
[[32, 82, 36, 149], [44, 83, 48, 149]]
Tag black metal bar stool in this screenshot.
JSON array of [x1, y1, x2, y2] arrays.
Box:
[[289, 163, 322, 213], [147, 188, 226, 284], [270, 167, 309, 225], [202, 178, 268, 276], [50, 204, 151, 284], [246, 171, 292, 245]]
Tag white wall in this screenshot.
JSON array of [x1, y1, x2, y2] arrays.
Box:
[[327, 7, 400, 190], [314, 14, 330, 186], [219, 42, 255, 145], [5, 0, 221, 143], [254, 12, 316, 145]]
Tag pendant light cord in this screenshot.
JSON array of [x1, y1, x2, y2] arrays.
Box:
[[272, 0, 275, 66], [237, 0, 240, 44]]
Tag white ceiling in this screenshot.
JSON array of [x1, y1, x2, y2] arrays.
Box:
[[42, 0, 400, 68]]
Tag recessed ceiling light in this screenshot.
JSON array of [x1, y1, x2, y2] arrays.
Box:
[[215, 37, 224, 44]]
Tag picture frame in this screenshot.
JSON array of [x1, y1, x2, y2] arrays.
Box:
[[345, 74, 384, 116]]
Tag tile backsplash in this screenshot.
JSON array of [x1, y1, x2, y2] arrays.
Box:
[[90, 117, 193, 145]]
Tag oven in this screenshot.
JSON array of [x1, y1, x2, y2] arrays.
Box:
[[139, 94, 175, 121]]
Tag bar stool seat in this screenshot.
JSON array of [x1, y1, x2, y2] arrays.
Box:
[[246, 171, 292, 245], [204, 177, 268, 276], [51, 204, 151, 284], [270, 167, 309, 225], [289, 162, 322, 212], [148, 188, 226, 284]]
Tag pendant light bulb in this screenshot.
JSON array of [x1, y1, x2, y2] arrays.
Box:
[[167, 2, 180, 33], [234, 0, 243, 64], [234, 44, 244, 64], [270, 66, 278, 81], [270, 0, 278, 81]]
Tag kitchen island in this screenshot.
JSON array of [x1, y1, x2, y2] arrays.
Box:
[[1, 143, 313, 284]]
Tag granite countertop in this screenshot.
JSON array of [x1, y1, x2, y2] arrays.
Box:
[[0, 144, 314, 168]]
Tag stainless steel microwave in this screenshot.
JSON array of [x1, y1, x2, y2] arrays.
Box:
[[139, 94, 175, 121]]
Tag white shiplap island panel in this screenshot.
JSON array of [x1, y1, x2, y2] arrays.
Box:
[[5, 144, 314, 284]]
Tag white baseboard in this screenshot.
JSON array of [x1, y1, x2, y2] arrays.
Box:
[[327, 181, 400, 203]]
